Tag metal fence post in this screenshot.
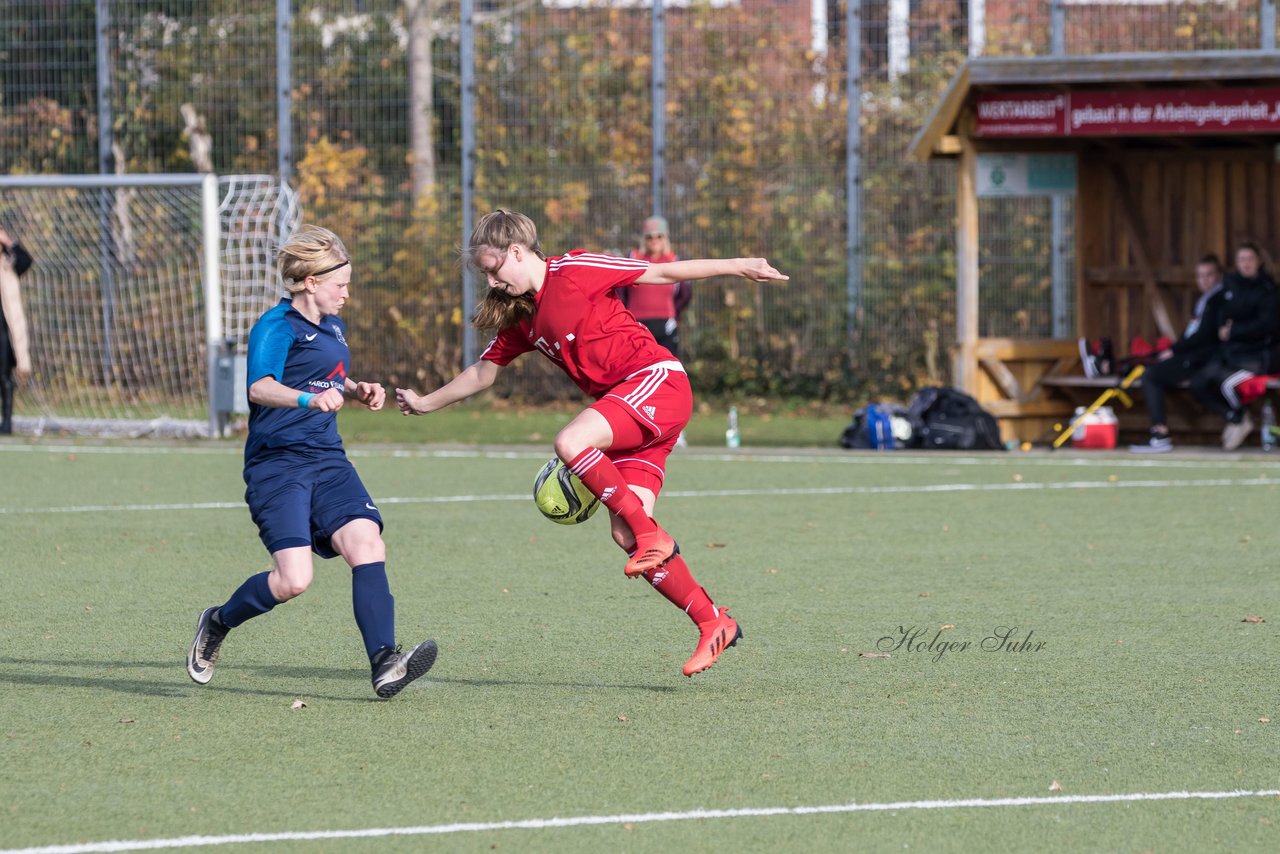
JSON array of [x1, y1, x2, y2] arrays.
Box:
[[95, 0, 116, 381], [1051, 0, 1065, 55], [651, 0, 666, 219], [277, 0, 293, 187], [846, 0, 863, 351], [461, 0, 477, 367]]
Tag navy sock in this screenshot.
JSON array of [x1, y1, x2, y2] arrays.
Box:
[[352, 562, 396, 660], [217, 572, 279, 628]]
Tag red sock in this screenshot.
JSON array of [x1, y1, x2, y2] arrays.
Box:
[[644, 552, 717, 624], [568, 448, 655, 536]]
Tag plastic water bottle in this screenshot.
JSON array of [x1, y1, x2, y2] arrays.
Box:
[[1262, 401, 1276, 451], [725, 406, 741, 448]]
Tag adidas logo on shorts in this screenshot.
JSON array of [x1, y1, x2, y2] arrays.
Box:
[[642, 405, 657, 419]]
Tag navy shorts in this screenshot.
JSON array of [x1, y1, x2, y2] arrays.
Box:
[[243, 452, 384, 559]]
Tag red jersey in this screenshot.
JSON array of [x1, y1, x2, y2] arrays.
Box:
[[480, 251, 677, 399], [623, 249, 678, 320]]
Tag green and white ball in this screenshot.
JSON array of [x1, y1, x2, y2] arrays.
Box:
[[533, 457, 600, 525]]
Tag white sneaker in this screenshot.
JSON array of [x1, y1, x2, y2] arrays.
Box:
[[1223, 413, 1255, 452], [1078, 338, 1099, 378], [1129, 434, 1173, 453], [186, 607, 229, 685]]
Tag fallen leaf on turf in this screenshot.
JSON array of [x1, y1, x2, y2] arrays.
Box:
[[616, 714, 627, 722], [119, 718, 135, 724], [290, 700, 307, 710], [940, 624, 955, 631], [859, 652, 891, 659], [1049, 780, 1062, 792], [1011, 474, 1023, 482], [919, 591, 930, 597], [706, 543, 726, 548], [1260, 717, 1271, 724], [1242, 616, 1266, 623]]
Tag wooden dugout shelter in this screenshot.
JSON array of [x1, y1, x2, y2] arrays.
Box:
[[910, 51, 1280, 442]]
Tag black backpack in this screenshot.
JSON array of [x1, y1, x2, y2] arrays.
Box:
[[907, 387, 1005, 451]]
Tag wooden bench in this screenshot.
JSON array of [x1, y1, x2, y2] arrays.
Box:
[[1038, 374, 1280, 443]]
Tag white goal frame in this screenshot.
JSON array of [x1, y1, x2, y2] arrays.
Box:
[[0, 173, 298, 438]]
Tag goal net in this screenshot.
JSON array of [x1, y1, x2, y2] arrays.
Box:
[[0, 174, 299, 438]]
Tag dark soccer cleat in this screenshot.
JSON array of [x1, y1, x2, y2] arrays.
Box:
[[371, 640, 438, 699], [624, 524, 677, 578], [186, 607, 229, 685], [683, 608, 743, 677]]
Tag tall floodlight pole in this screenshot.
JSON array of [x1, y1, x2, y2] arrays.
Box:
[[846, 0, 863, 350], [95, 0, 116, 381], [651, 0, 666, 218], [461, 0, 477, 366], [277, 0, 294, 187]]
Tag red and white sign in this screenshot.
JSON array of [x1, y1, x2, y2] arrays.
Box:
[[975, 88, 1280, 138], [975, 93, 1068, 137]]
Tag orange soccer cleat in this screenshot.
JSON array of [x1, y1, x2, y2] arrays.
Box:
[[682, 608, 743, 677], [623, 524, 676, 578]]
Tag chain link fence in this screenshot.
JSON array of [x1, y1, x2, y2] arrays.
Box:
[[3, 1, 1273, 404]]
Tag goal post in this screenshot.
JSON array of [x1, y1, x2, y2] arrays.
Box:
[[0, 173, 298, 438]]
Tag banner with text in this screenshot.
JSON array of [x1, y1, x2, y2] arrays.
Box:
[[975, 88, 1280, 138]]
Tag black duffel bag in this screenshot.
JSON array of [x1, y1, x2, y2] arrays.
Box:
[[907, 387, 1005, 451]]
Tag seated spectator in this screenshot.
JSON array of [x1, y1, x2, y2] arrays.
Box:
[[1187, 241, 1279, 451], [1130, 253, 1225, 453]]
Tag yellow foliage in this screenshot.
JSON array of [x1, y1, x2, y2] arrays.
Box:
[[296, 138, 381, 208], [544, 181, 591, 225]]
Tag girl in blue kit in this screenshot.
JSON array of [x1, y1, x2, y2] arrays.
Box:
[[186, 225, 435, 698]]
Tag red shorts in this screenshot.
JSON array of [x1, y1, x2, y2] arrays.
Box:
[[591, 361, 691, 495]]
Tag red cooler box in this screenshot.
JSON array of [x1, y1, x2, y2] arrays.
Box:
[[1071, 406, 1118, 449]]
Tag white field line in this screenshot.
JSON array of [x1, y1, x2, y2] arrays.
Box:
[[4, 789, 1278, 854], [3, 441, 1280, 471], [5, 476, 1280, 516]]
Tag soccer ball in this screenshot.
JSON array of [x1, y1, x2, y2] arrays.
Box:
[[533, 457, 601, 525]]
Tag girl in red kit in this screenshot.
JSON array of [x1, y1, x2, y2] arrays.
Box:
[[395, 209, 787, 677]]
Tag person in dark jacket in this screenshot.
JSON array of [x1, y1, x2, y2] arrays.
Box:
[[1130, 254, 1226, 453], [1187, 242, 1279, 451]]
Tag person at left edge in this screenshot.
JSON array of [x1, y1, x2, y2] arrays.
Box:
[[186, 225, 437, 699], [0, 227, 34, 435]]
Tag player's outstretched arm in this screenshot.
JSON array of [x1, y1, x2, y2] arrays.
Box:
[[638, 257, 788, 285], [396, 359, 501, 416], [249, 376, 345, 411]]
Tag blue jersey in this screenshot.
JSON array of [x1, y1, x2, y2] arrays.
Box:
[[244, 299, 350, 465]]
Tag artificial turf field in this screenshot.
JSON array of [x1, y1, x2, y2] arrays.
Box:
[[1, 440, 1278, 853]]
